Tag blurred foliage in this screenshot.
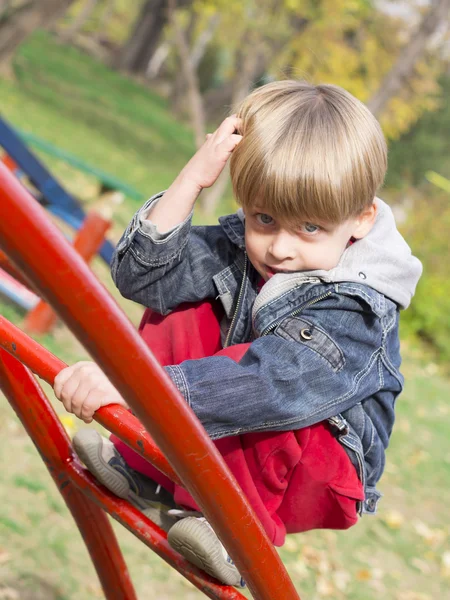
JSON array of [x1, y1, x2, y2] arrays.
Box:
[[386, 76, 450, 189], [174, 0, 446, 138], [400, 189, 450, 365], [61, 0, 448, 140], [2, 31, 195, 207], [62, 0, 143, 44]]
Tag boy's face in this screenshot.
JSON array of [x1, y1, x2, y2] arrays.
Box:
[[243, 203, 377, 281]]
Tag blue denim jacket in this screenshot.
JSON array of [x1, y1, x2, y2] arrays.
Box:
[[111, 193, 422, 515]]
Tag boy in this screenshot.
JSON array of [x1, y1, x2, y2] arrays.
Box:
[[55, 80, 422, 587]]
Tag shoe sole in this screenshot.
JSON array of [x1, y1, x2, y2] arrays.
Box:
[[73, 429, 130, 498], [73, 429, 176, 532], [168, 518, 242, 586]]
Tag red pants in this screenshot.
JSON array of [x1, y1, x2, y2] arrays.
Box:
[[111, 300, 364, 546]]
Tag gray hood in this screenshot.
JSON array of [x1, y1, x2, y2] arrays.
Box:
[[249, 198, 422, 314]]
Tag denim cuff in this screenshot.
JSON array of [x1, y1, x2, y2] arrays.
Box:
[[138, 194, 191, 240], [164, 365, 191, 406], [115, 191, 194, 266]]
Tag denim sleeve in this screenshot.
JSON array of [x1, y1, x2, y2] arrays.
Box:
[[164, 307, 394, 440], [111, 192, 236, 314]]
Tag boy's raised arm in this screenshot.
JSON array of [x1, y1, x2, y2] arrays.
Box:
[[146, 115, 242, 233]]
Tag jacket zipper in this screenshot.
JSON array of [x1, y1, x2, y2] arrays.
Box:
[[260, 291, 332, 337], [224, 253, 248, 347]]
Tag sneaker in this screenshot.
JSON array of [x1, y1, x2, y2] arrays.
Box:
[[167, 516, 246, 587], [72, 429, 177, 531]]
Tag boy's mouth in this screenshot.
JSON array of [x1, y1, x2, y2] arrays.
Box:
[[265, 265, 297, 278]]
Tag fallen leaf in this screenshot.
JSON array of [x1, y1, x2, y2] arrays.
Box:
[[0, 589, 19, 600], [441, 551, 450, 577], [291, 560, 308, 580], [283, 537, 299, 552], [398, 419, 411, 432], [383, 509, 405, 529], [411, 557, 432, 574], [356, 568, 372, 581], [407, 449, 429, 466], [0, 549, 10, 564], [59, 414, 76, 436], [412, 520, 446, 546], [316, 576, 335, 597], [332, 569, 350, 592], [397, 592, 432, 600]]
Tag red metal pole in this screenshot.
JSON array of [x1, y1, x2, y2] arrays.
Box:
[[0, 314, 180, 484], [1, 154, 17, 172], [0, 348, 247, 600], [0, 163, 300, 600], [24, 211, 111, 334], [0, 348, 138, 600], [0, 249, 37, 290]]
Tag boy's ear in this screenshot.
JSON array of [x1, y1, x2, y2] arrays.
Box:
[[352, 201, 377, 239]]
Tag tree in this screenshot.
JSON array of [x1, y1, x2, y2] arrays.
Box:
[[169, 11, 221, 116], [113, 0, 168, 73], [367, 0, 450, 117], [0, 0, 75, 75], [160, 0, 449, 210], [59, 0, 100, 42], [167, 0, 206, 148], [93, 0, 118, 43]]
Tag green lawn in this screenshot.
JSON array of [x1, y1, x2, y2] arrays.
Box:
[[1, 32, 449, 600]]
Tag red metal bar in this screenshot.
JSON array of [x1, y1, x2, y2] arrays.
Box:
[[0, 163, 300, 600], [1, 154, 17, 172], [0, 248, 37, 291], [24, 211, 111, 334], [0, 313, 180, 485], [0, 348, 138, 600], [0, 348, 247, 600]]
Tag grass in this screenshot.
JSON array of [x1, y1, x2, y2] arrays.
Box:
[[1, 32, 450, 600], [0, 31, 195, 214]]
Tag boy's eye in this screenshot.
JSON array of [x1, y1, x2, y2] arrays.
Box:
[[300, 223, 320, 234], [256, 213, 274, 225]]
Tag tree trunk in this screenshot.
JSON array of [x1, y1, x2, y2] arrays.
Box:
[[0, 0, 75, 72], [113, 0, 167, 73], [60, 0, 99, 42], [95, 0, 117, 34], [170, 11, 220, 114], [169, 9, 199, 111], [367, 0, 450, 117], [167, 0, 205, 149], [146, 40, 171, 78], [0, 0, 12, 18]]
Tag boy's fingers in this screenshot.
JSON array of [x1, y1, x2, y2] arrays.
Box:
[[54, 367, 73, 398], [60, 377, 82, 415], [80, 390, 101, 422], [218, 134, 243, 155], [54, 362, 94, 398], [214, 115, 243, 144]]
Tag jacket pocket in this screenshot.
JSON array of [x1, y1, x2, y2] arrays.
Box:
[[328, 481, 364, 524], [275, 315, 345, 372]]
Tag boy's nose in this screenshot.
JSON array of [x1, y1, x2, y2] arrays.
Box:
[[268, 231, 297, 262]]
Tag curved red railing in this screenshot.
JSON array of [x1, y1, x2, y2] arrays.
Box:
[[0, 346, 247, 600], [0, 314, 180, 485], [0, 163, 300, 600]]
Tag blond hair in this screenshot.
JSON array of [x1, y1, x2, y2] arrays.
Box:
[[229, 80, 387, 225]]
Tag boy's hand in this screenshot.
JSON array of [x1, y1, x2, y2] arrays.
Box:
[[181, 115, 243, 190], [54, 361, 128, 424]]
